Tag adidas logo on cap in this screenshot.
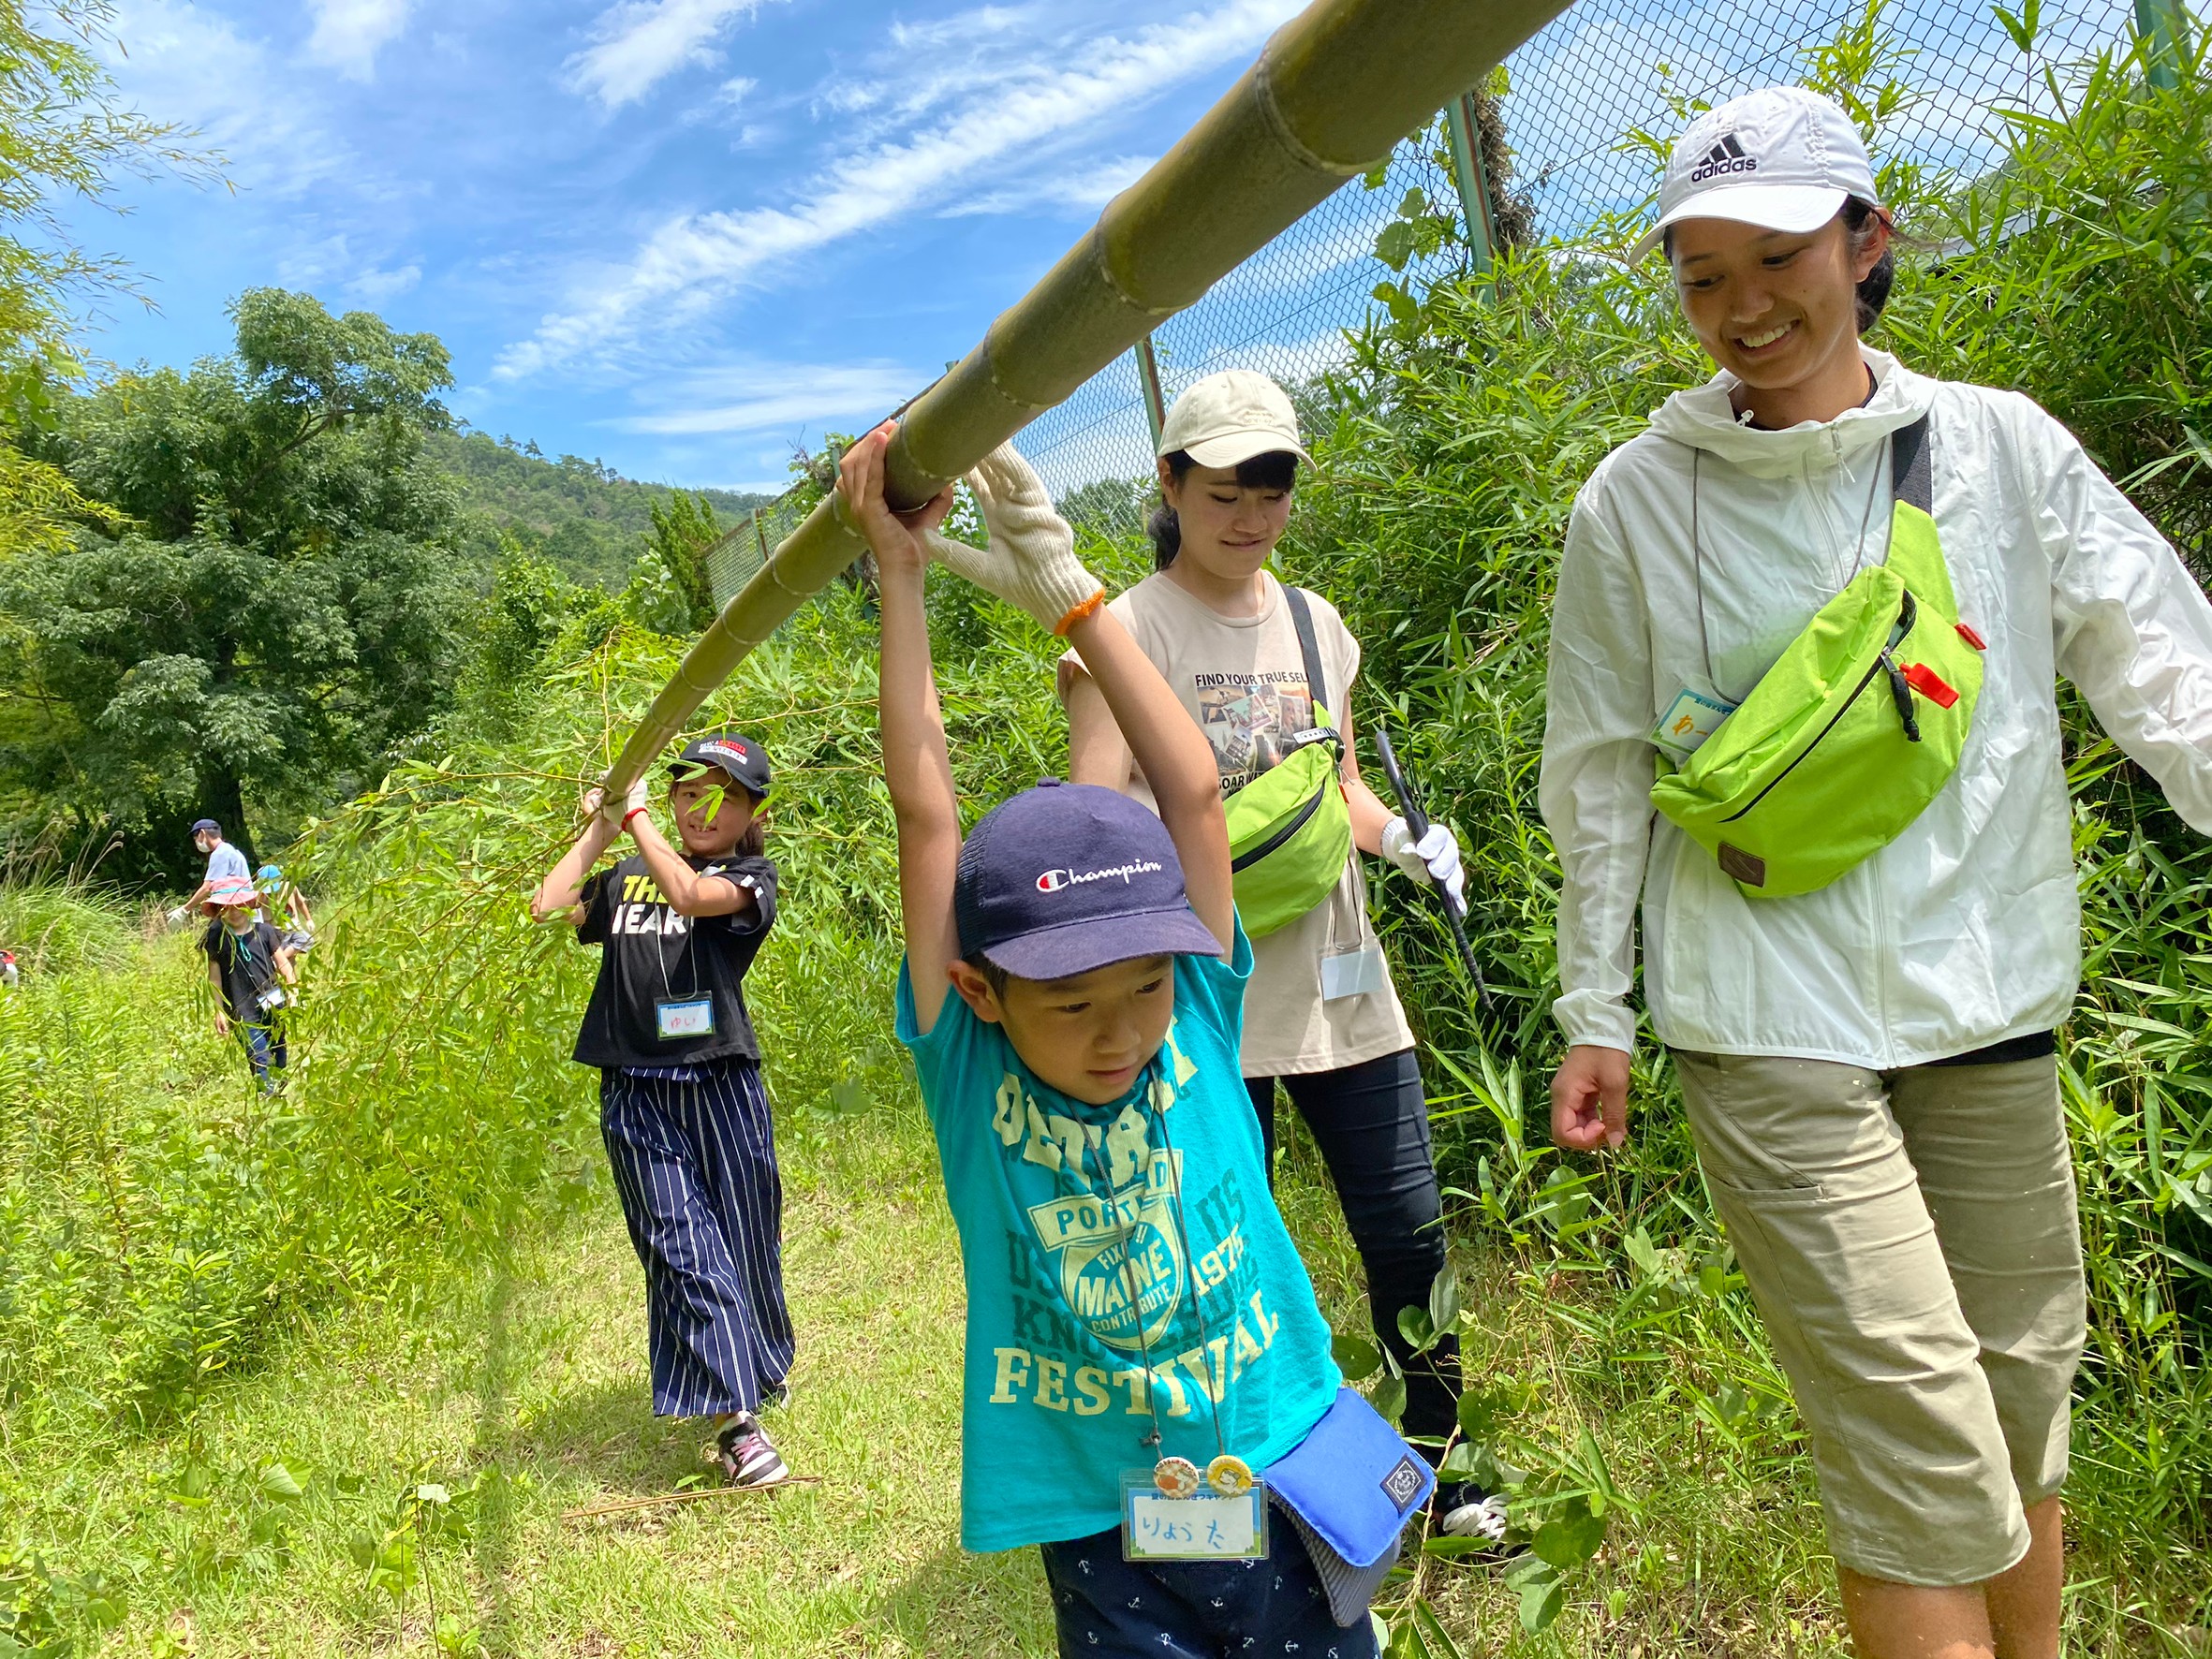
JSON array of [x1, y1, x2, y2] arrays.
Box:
[[1688, 132, 1757, 183]]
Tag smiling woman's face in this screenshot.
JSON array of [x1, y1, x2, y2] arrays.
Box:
[[1158, 460, 1293, 583], [1670, 213, 1886, 399]]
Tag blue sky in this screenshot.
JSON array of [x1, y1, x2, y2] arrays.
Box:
[[67, 0, 1311, 492]]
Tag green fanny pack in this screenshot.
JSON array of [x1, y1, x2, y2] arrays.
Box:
[[1224, 585, 1353, 937], [1650, 417, 1987, 899]]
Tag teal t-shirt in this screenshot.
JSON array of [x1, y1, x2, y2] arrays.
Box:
[[895, 923, 1344, 1552]]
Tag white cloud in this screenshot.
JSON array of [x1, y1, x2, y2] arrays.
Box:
[[276, 232, 354, 288], [273, 233, 420, 308], [943, 153, 1155, 218], [564, 0, 786, 110], [614, 359, 922, 436], [499, 0, 1304, 380], [347, 262, 422, 304], [105, 0, 355, 196], [305, 0, 415, 80]]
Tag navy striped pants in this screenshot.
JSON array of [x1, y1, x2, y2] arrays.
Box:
[[599, 1061, 793, 1417]]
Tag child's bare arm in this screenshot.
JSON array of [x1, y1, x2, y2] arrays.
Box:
[[1060, 606, 1233, 951], [1060, 661, 1135, 791], [838, 423, 962, 1032], [532, 789, 622, 924], [627, 814, 754, 918]]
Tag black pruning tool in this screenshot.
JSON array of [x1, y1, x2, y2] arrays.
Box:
[[1371, 725, 1497, 1022]]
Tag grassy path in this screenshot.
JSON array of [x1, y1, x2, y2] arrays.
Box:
[[6, 1078, 1906, 1657], [120, 1111, 1058, 1656]]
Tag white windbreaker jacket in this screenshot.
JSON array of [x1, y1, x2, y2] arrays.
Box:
[[1541, 349, 2212, 1066]]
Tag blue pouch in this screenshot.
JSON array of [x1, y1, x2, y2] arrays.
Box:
[[1262, 1387, 1435, 1626]]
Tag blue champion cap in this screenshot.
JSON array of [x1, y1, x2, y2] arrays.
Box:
[[954, 779, 1222, 980]]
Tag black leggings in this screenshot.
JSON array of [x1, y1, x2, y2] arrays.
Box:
[[1245, 1047, 1460, 1451]]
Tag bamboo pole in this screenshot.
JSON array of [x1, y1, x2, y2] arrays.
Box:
[[603, 0, 1574, 791]]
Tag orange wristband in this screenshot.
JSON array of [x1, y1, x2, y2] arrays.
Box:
[[1052, 589, 1106, 637]]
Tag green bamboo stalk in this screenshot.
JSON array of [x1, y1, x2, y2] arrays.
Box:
[[604, 0, 1574, 791]]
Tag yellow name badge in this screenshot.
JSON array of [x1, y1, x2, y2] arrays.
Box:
[[1121, 1473, 1268, 1562], [1653, 687, 1738, 765]]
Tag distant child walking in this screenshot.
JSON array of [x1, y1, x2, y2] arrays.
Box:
[[844, 426, 1433, 1658], [532, 735, 794, 1486], [201, 874, 297, 1091]]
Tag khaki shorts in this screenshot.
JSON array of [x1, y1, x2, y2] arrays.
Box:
[[1673, 1050, 2086, 1587]]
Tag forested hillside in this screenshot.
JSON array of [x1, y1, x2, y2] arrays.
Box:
[[434, 430, 774, 591]]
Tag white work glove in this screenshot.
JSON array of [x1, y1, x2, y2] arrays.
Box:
[[1382, 815, 1466, 918], [922, 443, 1102, 636], [166, 906, 188, 929], [599, 777, 651, 828]]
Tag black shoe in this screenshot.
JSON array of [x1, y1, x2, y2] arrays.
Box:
[[712, 1414, 789, 1487]]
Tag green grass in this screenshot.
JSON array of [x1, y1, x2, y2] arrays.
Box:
[[4, 946, 2204, 1655], [23, 1109, 1054, 1658]]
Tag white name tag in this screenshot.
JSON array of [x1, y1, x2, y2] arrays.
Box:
[[1121, 1480, 1268, 1562], [1320, 944, 1387, 1003], [1653, 687, 1738, 764], [656, 996, 715, 1040]]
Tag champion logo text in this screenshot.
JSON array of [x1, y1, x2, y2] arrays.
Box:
[[1035, 859, 1164, 894]]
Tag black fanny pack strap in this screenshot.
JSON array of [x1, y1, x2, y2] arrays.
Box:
[[1283, 583, 1330, 722], [1892, 413, 1933, 514]]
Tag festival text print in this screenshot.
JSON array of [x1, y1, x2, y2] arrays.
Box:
[[988, 1020, 1286, 1417]]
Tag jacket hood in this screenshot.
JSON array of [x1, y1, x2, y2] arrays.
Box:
[[1645, 347, 1938, 477]]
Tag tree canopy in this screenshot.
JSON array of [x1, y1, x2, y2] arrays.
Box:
[[0, 290, 474, 881]]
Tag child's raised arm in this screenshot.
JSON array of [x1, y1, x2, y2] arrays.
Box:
[[836, 424, 962, 1032], [1059, 605, 1232, 952], [955, 447, 1232, 952], [531, 786, 629, 925]]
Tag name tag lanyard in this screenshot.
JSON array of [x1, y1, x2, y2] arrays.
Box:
[[651, 864, 716, 1042], [226, 928, 280, 1013], [1076, 1070, 1264, 1558], [1679, 418, 1892, 717]]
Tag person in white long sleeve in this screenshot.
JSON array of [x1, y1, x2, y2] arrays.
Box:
[[1540, 88, 2212, 1659]]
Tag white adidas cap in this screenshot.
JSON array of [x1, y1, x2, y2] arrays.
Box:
[[1631, 85, 1878, 262], [1156, 368, 1312, 468]]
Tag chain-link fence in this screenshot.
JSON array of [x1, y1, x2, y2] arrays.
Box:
[[710, 0, 2160, 603], [1501, 0, 2135, 234], [702, 485, 815, 611]]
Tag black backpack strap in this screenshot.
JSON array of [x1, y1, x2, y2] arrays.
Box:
[[1283, 584, 1330, 722], [1891, 414, 1933, 514]]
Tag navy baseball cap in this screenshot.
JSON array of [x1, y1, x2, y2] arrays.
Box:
[[669, 732, 771, 797], [189, 818, 221, 837], [955, 779, 1222, 980]]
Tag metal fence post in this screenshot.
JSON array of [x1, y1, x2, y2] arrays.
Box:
[[1442, 89, 1497, 278], [2135, 0, 2188, 89], [1135, 335, 1168, 451]]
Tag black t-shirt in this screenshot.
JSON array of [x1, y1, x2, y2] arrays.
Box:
[[571, 852, 777, 1069], [202, 919, 282, 1022]]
